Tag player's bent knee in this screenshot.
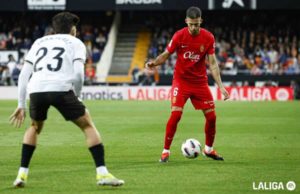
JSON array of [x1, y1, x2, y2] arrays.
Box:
[[30, 121, 44, 134], [72, 113, 94, 130]]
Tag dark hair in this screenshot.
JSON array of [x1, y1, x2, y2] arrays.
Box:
[[52, 12, 80, 34], [186, 6, 202, 19]]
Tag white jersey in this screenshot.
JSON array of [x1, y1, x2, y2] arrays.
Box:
[[25, 34, 86, 94]]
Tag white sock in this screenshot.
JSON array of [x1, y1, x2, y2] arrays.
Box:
[[162, 149, 170, 154], [205, 145, 213, 153], [18, 167, 29, 175], [96, 166, 109, 175]]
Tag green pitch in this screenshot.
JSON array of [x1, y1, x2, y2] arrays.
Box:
[[0, 100, 299, 194]]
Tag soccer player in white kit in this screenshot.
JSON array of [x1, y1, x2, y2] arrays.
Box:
[[10, 12, 124, 187]]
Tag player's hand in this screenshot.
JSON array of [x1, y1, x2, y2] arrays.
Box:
[[9, 108, 26, 128], [145, 60, 156, 69], [220, 87, 230, 101]]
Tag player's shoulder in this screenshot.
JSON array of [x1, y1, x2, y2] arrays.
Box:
[[68, 34, 84, 45], [200, 28, 214, 39], [30, 36, 43, 48], [175, 27, 188, 36], [56, 34, 86, 52], [68, 35, 86, 49]]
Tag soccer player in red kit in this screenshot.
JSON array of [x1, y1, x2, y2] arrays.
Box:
[[146, 6, 229, 162]]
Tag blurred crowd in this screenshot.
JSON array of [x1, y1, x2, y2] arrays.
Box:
[[145, 11, 300, 77], [1, 11, 300, 87], [0, 12, 113, 86]]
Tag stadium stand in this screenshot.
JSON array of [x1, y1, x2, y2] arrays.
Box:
[[0, 10, 299, 92], [144, 10, 300, 76], [127, 10, 300, 92], [0, 11, 113, 86]]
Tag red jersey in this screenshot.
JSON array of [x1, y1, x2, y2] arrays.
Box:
[[167, 27, 215, 85]]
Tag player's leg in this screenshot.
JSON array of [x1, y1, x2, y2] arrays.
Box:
[[72, 109, 101, 146], [190, 85, 224, 161], [14, 120, 44, 187], [202, 108, 223, 160], [203, 108, 216, 151], [72, 111, 124, 186], [53, 91, 123, 186], [14, 92, 49, 187], [160, 106, 183, 162], [160, 83, 188, 162]]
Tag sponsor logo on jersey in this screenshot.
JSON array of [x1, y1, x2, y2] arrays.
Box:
[[183, 51, 200, 61], [116, 0, 162, 4]]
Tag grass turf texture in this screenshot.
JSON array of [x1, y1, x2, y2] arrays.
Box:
[[0, 100, 299, 194]]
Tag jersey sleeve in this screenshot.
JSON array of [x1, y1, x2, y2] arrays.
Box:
[[207, 34, 216, 55], [73, 40, 87, 63], [18, 61, 33, 108], [166, 31, 180, 54]]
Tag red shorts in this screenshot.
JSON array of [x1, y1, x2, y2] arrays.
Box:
[[171, 79, 215, 110]]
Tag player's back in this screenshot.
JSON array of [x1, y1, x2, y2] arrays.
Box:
[[25, 34, 86, 94]]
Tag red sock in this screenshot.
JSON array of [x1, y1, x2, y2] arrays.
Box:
[[204, 111, 216, 147], [164, 111, 182, 150]]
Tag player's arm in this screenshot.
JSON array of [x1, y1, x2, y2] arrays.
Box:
[[146, 31, 179, 69], [10, 61, 33, 128], [73, 59, 84, 96], [208, 54, 229, 100], [145, 50, 171, 69], [73, 40, 86, 97]]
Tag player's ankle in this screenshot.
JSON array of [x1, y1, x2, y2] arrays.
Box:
[[96, 166, 109, 175], [162, 149, 170, 154], [204, 145, 213, 153], [18, 167, 29, 175]]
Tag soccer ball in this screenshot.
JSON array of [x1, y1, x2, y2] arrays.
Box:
[[181, 138, 202, 159]]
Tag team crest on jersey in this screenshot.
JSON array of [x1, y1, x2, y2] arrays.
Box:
[[200, 45, 205, 52]]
